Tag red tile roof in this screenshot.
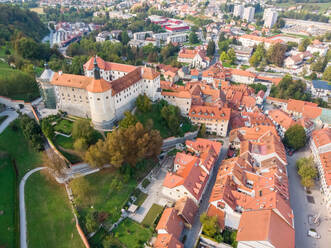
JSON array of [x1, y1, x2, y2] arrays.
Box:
[[154, 234, 183, 248], [207, 204, 225, 230], [84, 56, 137, 72], [236, 209, 295, 248], [189, 105, 231, 121], [174, 197, 198, 225], [156, 208, 184, 239], [312, 128, 331, 148]]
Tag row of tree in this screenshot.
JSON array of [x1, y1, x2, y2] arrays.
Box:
[[249, 43, 287, 68]]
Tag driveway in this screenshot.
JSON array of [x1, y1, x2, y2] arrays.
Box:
[[19, 167, 46, 248], [184, 138, 229, 248], [0, 110, 18, 134], [287, 147, 331, 248]]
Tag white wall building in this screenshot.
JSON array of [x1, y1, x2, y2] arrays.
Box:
[[243, 7, 255, 22], [234, 5, 244, 18], [264, 9, 278, 28]]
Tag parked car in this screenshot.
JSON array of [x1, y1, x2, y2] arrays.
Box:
[[307, 229, 321, 239]]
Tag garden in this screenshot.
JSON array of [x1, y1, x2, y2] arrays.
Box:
[[135, 98, 197, 138], [141, 203, 164, 227]]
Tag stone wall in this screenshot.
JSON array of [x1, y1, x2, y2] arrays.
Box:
[[161, 130, 199, 150]]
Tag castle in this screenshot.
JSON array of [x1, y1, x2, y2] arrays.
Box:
[[37, 56, 161, 129]]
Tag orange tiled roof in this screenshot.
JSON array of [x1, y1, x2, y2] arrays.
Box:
[[154, 234, 183, 248], [142, 67, 160, 80], [207, 204, 225, 230], [110, 68, 142, 95], [178, 48, 198, 59], [174, 197, 198, 225], [287, 99, 318, 114], [268, 109, 296, 130], [230, 68, 256, 78], [51, 72, 92, 89], [312, 128, 331, 148], [229, 125, 278, 144], [236, 209, 295, 248], [86, 78, 112, 93], [156, 208, 184, 239], [189, 105, 231, 121], [84, 56, 137, 72], [320, 151, 331, 186]]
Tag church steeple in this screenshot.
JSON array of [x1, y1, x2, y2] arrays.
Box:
[[93, 56, 100, 80]]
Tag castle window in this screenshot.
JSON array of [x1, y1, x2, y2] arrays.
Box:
[[72, 89, 74, 91], [106, 96, 109, 99], [97, 98, 100, 101]]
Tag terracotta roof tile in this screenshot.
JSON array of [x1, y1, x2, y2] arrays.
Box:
[[156, 208, 184, 239], [154, 234, 183, 248]]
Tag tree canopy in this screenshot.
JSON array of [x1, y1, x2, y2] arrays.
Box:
[[284, 124, 306, 150], [296, 156, 317, 189]]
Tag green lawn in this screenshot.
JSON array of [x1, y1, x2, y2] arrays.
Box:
[[0, 121, 43, 180], [141, 204, 164, 227], [71, 169, 137, 224], [0, 155, 17, 248], [0, 61, 15, 76], [54, 135, 74, 149], [54, 119, 74, 135], [222, 62, 237, 68], [25, 172, 84, 248], [112, 219, 153, 248]]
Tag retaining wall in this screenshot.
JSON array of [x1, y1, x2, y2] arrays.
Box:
[[161, 130, 198, 150]]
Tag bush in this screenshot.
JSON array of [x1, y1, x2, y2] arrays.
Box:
[[142, 178, 150, 188]]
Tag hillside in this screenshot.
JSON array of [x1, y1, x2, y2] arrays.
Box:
[[0, 4, 48, 42]]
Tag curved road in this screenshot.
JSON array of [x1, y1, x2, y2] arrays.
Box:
[[19, 167, 47, 248]]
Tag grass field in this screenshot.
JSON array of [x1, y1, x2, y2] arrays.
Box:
[[0, 61, 15, 77], [25, 172, 84, 248], [141, 203, 164, 227], [0, 156, 17, 248], [0, 121, 43, 180], [54, 135, 74, 149], [30, 7, 44, 14], [112, 219, 153, 248], [133, 188, 148, 207], [71, 169, 137, 224], [54, 119, 74, 135]]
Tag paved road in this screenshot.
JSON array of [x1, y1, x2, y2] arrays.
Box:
[[184, 138, 229, 248], [0, 110, 18, 134], [287, 146, 331, 248], [19, 167, 46, 248]]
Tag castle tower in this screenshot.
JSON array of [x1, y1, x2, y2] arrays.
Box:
[[37, 63, 56, 109], [87, 57, 115, 129]]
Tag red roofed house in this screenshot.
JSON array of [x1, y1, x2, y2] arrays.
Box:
[[154, 208, 184, 248], [162, 152, 209, 204], [189, 105, 231, 137], [286, 99, 322, 120], [177, 47, 210, 69], [236, 209, 295, 248], [230, 68, 256, 85], [310, 128, 331, 215]]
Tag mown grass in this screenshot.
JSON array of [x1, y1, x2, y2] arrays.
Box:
[[141, 203, 164, 227], [25, 172, 84, 248], [112, 219, 153, 248], [54, 119, 74, 135], [0, 156, 17, 248]]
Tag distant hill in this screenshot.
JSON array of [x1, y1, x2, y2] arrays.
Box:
[[0, 4, 48, 42]]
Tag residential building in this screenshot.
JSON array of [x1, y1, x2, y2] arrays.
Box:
[[230, 45, 253, 64], [177, 48, 210, 69], [167, 33, 187, 44], [310, 128, 331, 215], [263, 9, 278, 28], [37, 56, 160, 129], [307, 40, 329, 57], [189, 105, 231, 137], [243, 7, 255, 22], [233, 5, 244, 18], [311, 80, 331, 99], [239, 34, 284, 49], [229, 69, 256, 84], [236, 209, 295, 248]]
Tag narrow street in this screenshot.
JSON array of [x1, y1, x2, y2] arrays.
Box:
[[287, 146, 331, 248], [184, 138, 229, 248]]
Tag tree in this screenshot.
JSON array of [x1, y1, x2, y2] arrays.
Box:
[[189, 31, 199, 44], [42, 152, 67, 178], [249, 43, 266, 67], [284, 124, 306, 150], [298, 38, 311, 52], [74, 138, 88, 152], [296, 157, 317, 189], [267, 43, 287, 66], [119, 111, 138, 129], [161, 104, 181, 136], [72, 119, 94, 144], [120, 31, 130, 45], [41, 119, 55, 140], [198, 123, 206, 138], [136, 94, 152, 112], [85, 122, 162, 168], [227, 48, 236, 64], [311, 56, 327, 72], [220, 51, 229, 63], [322, 66, 331, 81], [207, 40, 215, 57], [85, 212, 98, 233], [70, 176, 94, 204], [200, 213, 220, 238], [19, 115, 44, 151]]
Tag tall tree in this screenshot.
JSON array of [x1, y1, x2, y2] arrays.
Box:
[[119, 111, 138, 129], [284, 124, 306, 150], [136, 94, 152, 112], [189, 31, 199, 44], [298, 38, 311, 52], [267, 43, 287, 66], [207, 40, 215, 57], [72, 119, 94, 144], [322, 66, 331, 81]]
